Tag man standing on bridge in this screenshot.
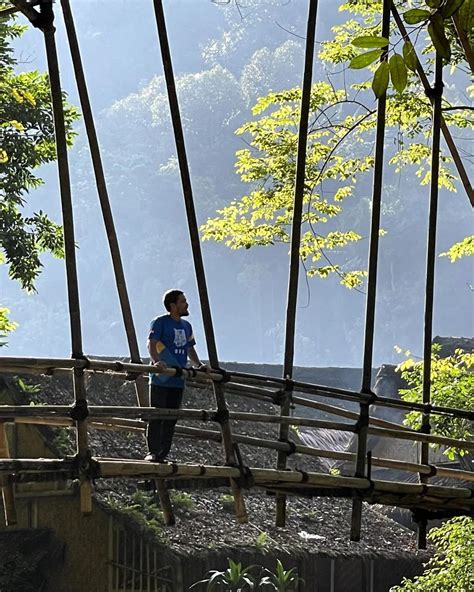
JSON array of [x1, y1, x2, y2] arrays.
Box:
[[146, 289, 207, 462]]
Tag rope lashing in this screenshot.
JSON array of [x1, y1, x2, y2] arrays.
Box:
[[211, 409, 230, 424], [70, 399, 89, 422], [279, 439, 297, 456], [272, 389, 286, 406], [297, 470, 310, 484], [72, 451, 101, 480], [212, 367, 231, 383], [171, 366, 183, 378], [168, 462, 179, 476], [237, 465, 255, 489]]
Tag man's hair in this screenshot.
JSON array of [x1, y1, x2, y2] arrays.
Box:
[[163, 289, 184, 312]]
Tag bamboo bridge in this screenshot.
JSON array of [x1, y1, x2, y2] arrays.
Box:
[[1, 0, 473, 551]]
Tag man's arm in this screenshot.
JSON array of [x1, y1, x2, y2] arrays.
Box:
[[188, 345, 206, 369], [148, 338, 167, 369]]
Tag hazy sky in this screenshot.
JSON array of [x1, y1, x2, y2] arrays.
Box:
[[3, 0, 473, 368]]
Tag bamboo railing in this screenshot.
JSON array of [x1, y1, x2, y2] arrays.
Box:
[[1, 354, 472, 524]]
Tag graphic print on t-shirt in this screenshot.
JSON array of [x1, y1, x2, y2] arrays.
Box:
[[174, 328, 187, 349]]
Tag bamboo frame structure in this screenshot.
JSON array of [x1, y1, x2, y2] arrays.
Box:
[[151, 0, 247, 524], [1, 403, 472, 451], [2, 0, 473, 548], [40, 1, 92, 516], [277, 0, 319, 528], [0, 458, 472, 514], [352, 0, 391, 542], [5, 415, 474, 484], [1, 357, 471, 420], [60, 0, 148, 408], [417, 52, 444, 549]]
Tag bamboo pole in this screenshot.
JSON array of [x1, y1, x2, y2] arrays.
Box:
[[40, 1, 91, 516], [452, 13, 474, 74], [7, 416, 474, 484], [277, 0, 319, 527], [155, 479, 175, 526], [0, 458, 472, 512], [1, 356, 472, 421], [391, 2, 474, 207], [9, 0, 40, 23], [221, 380, 412, 432], [0, 422, 17, 525], [352, 0, 390, 542], [60, 0, 148, 407], [1, 405, 472, 451], [173, 425, 474, 483], [418, 52, 444, 550], [152, 0, 247, 523]]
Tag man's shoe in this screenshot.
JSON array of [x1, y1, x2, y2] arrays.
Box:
[[144, 453, 157, 462]]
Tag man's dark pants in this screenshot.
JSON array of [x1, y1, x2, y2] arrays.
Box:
[[147, 384, 184, 461]]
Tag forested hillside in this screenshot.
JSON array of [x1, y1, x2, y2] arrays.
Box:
[[2, 0, 472, 366]]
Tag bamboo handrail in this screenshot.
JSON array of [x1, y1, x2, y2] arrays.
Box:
[[0, 459, 471, 513], [8, 416, 474, 484], [1, 405, 472, 451], [1, 356, 472, 421], [221, 380, 412, 432]]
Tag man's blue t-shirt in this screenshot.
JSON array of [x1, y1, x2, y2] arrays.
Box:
[[148, 315, 196, 388]]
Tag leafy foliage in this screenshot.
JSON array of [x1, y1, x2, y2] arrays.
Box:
[[440, 235, 474, 261], [201, 1, 472, 289], [349, 0, 474, 96], [190, 559, 258, 591], [397, 347, 474, 459], [0, 305, 17, 347], [390, 516, 474, 592], [260, 560, 303, 591], [190, 559, 302, 591], [0, 13, 79, 341], [107, 490, 166, 542]]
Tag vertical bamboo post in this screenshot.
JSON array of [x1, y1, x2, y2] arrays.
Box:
[[155, 478, 175, 526], [351, 0, 390, 542], [40, 0, 91, 514], [418, 52, 443, 550], [0, 422, 17, 525], [276, 0, 319, 527], [60, 0, 147, 408], [152, 0, 247, 523]]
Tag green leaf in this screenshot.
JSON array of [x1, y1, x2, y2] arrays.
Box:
[[428, 13, 452, 59], [349, 49, 382, 69], [426, 0, 442, 7], [402, 41, 418, 71], [441, 0, 466, 18], [351, 35, 389, 48], [459, 0, 474, 30], [372, 61, 389, 98], [403, 8, 431, 24], [389, 53, 408, 93]]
